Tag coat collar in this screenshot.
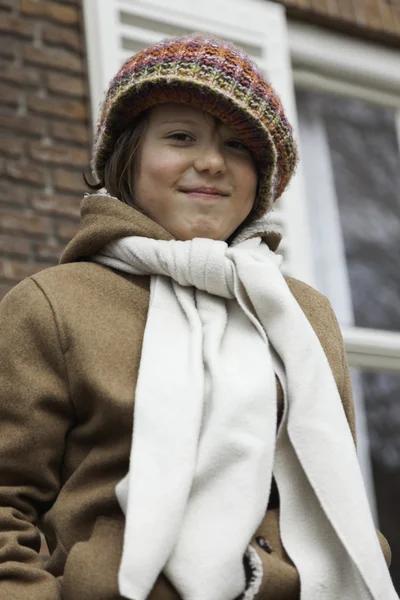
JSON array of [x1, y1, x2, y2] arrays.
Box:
[[60, 193, 281, 264]]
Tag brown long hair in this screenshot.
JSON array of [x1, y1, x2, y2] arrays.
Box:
[[83, 112, 149, 209]]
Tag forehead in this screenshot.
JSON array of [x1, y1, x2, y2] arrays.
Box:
[[148, 102, 232, 132]]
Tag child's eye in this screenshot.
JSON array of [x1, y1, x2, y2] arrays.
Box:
[[168, 133, 194, 142], [226, 139, 249, 151]]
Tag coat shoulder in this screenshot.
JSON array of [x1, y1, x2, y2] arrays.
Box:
[[30, 261, 150, 302], [2, 263, 151, 348], [284, 275, 330, 311], [284, 275, 338, 334], [284, 274, 340, 333], [31, 261, 121, 289], [284, 276, 346, 393]]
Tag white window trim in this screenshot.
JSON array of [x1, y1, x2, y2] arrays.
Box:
[[82, 1, 121, 124], [288, 21, 400, 98], [288, 20, 400, 519], [343, 327, 400, 372], [288, 19, 400, 355], [288, 20, 400, 153]]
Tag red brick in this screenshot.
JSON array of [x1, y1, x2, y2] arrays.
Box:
[[0, 209, 51, 236], [380, 4, 397, 32], [56, 220, 79, 241], [32, 192, 81, 217], [46, 71, 86, 97], [42, 23, 82, 52], [314, 0, 339, 16], [53, 168, 85, 193], [0, 0, 15, 10], [23, 46, 83, 74], [0, 60, 40, 87], [379, 3, 393, 31], [352, 0, 367, 26], [309, 0, 327, 15], [0, 82, 21, 107], [0, 258, 53, 282], [0, 37, 19, 60], [0, 180, 27, 205], [34, 239, 62, 261], [0, 13, 34, 38], [364, 0, 384, 29], [50, 120, 90, 145], [390, 7, 400, 33], [0, 112, 43, 136], [1, 159, 45, 186], [28, 140, 89, 167], [20, 0, 79, 26], [336, 0, 356, 21], [285, 0, 311, 7], [27, 95, 88, 121], [0, 135, 24, 157], [0, 234, 31, 256]]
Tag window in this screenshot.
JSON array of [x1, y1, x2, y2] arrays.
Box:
[[291, 20, 400, 590]]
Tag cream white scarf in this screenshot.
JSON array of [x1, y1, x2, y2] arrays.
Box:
[[92, 233, 397, 600]]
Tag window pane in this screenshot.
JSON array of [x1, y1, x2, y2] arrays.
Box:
[[297, 89, 400, 591], [352, 368, 400, 591], [296, 89, 400, 331]]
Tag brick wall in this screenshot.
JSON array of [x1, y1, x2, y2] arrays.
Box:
[[0, 0, 90, 300], [1, 0, 400, 300], [279, 0, 400, 46]]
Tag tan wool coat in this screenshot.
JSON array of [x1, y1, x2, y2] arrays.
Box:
[[0, 194, 391, 600]]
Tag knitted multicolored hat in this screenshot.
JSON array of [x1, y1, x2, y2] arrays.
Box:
[[92, 34, 299, 219]]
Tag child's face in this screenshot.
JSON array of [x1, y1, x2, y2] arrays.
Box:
[[132, 102, 258, 241]]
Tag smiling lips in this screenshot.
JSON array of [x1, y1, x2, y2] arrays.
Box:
[[180, 187, 229, 197]]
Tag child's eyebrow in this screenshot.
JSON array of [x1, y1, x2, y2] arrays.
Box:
[[159, 118, 200, 125]]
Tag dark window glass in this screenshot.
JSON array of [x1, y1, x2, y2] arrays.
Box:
[[355, 369, 400, 591], [296, 89, 400, 331]]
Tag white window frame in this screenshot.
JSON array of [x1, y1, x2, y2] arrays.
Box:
[[287, 20, 400, 367], [288, 20, 400, 519]]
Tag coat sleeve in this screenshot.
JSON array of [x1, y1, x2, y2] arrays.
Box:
[[0, 277, 74, 599]]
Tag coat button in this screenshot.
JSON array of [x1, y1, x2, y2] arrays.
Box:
[[256, 536, 272, 554]]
